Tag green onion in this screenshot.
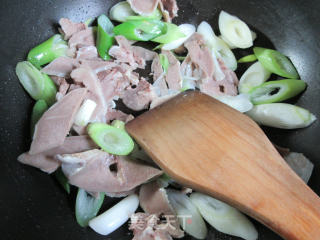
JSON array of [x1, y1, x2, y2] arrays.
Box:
[[111, 120, 125, 130], [190, 193, 258, 240], [167, 190, 208, 239], [54, 168, 70, 194], [113, 20, 165, 41], [27, 34, 68, 69], [84, 18, 94, 27], [76, 188, 105, 227], [152, 23, 185, 44], [87, 123, 134, 155], [159, 53, 169, 73], [246, 103, 316, 129], [109, 1, 137, 22], [253, 47, 299, 79], [126, 8, 162, 21], [30, 99, 48, 136], [16, 61, 57, 105], [238, 54, 257, 63], [238, 62, 271, 94], [97, 14, 115, 60], [249, 79, 307, 105]]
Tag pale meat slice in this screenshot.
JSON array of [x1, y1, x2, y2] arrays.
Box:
[[130, 213, 173, 240], [71, 67, 111, 123], [56, 78, 70, 101], [121, 79, 156, 111], [18, 136, 96, 173], [199, 59, 238, 96], [105, 109, 134, 123], [109, 36, 156, 69], [41, 57, 79, 78], [29, 88, 87, 155], [151, 54, 164, 83], [139, 181, 184, 238], [68, 28, 95, 57], [127, 0, 159, 15], [162, 50, 182, 90], [59, 18, 86, 40], [56, 149, 162, 193], [76, 46, 99, 60], [159, 0, 179, 22], [184, 33, 214, 79]]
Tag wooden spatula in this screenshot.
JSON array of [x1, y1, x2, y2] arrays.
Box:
[[126, 91, 320, 240]]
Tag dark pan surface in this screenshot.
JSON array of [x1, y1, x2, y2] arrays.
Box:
[[0, 0, 319, 239]]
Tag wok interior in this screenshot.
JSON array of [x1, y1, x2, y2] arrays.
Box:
[[0, 0, 319, 239]]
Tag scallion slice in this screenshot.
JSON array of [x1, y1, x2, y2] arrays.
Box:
[[253, 47, 299, 79], [246, 103, 316, 129], [16, 61, 57, 105], [249, 79, 306, 105], [159, 53, 169, 73], [87, 123, 134, 155], [54, 168, 70, 194], [27, 34, 68, 69], [238, 54, 257, 63], [76, 188, 105, 227], [152, 23, 186, 44], [97, 14, 115, 60], [30, 99, 48, 136]]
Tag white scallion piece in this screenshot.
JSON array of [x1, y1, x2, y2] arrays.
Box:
[[167, 190, 207, 239], [162, 24, 196, 50], [197, 21, 237, 71], [246, 103, 316, 129], [190, 193, 258, 240], [74, 99, 97, 127], [89, 194, 139, 235], [109, 1, 137, 22], [220, 31, 257, 49], [212, 94, 253, 113], [239, 62, 271, 94], [219, 11, 253, 49]]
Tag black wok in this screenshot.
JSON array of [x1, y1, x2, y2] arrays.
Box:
[[0, 0, 319, 239]]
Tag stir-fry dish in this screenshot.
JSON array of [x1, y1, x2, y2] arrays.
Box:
[[16, 0, 317, 239]]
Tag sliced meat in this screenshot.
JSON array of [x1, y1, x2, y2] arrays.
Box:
[[159, 0, 179, 22], [150, 91, 179, 109], [18, 136, 96, 173], [109, 36, 155, 69], [184, 33, 214, 79], [56, 78, 70, 101], [151, 54, 164, 83], [56, 149, 162, 193], [182, 33, 238, 96], [105, 189, 136, 198], [80, 59, 118, 74], [130, 213, 173, 240], [127, 0, 159, 15], [71, 67, 110, 122], [162, 50, 182, 90], [41, 57, 78, 78], [106, 109, 134, 123], [132, 46, 157, 63], [68, 28, 95, 57], [59, 18, 86, 40], [121, 79, 156, 111], [76, 46, 99, 60], [29, 88, 87, 155], [199, 59, 238, 96], [284, 152, 314, 183], [140, 181, 184, 238], [153, 77, 169, 97]]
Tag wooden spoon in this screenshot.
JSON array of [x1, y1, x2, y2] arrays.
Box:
[[126, 91, 320, 240]]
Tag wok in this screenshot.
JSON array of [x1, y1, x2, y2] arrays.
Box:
[[0, 0, 319, 239]]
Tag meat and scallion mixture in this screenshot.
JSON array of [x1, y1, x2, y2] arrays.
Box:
[[15, 0, 316, 239]]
